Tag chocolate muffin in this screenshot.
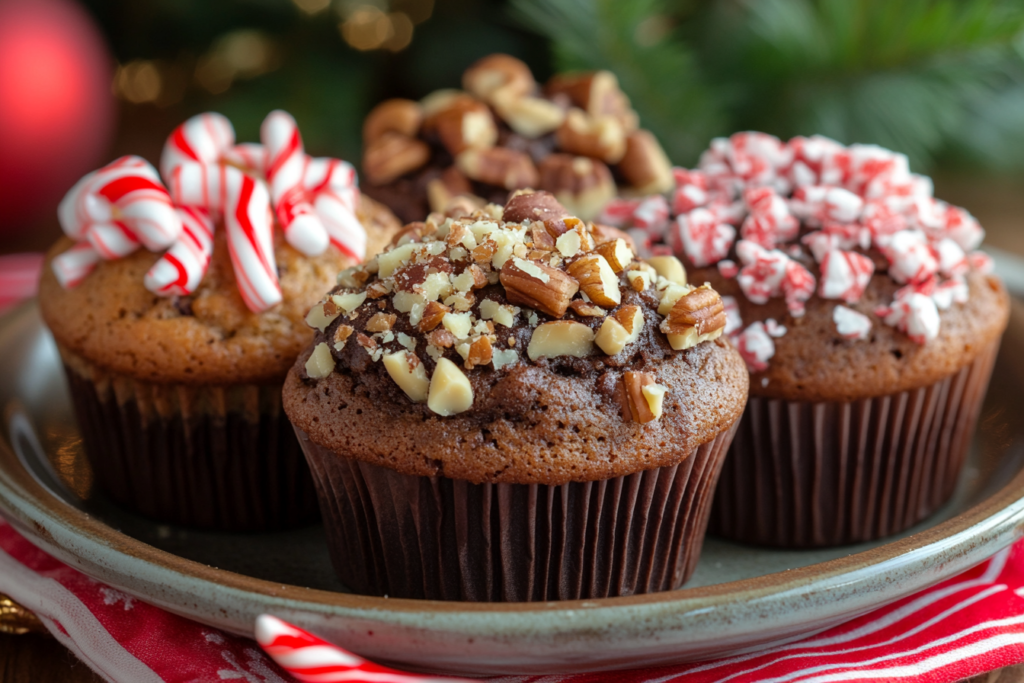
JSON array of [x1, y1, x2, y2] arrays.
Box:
[[283, 191, 748, 601], [39, 111, 401, 532], [611, 132, 1009, 547], [360, 54, 674, 223]]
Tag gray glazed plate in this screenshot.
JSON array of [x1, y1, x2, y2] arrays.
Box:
[[2, 292, 1024, 676]]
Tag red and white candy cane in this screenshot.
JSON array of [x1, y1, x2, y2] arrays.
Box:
[[144, 207, 215, 296], [305, 156, 365, 260], [159, 112, 235, 182], [818, 249, 875, 304], [51, 242, 102, 289], [262, 110, 331, 257], [255, 615, 466, 683], [57, 155, 181, 254], [167, 160, 281, 310]]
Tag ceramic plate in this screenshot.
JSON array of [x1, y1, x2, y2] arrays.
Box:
[[2, 288, 1024, 676]]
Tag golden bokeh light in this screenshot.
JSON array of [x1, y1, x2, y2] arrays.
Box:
[[293, 0, 332, 14], [114, 60, 162, 104], [384, 12, 414, 51], [340, 6, 394, 51]]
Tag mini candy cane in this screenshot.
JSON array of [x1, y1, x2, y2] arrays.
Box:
[[144, 207, 215, 296], [222, 142, 266, 174], [734, 321, 775, 372], [58, 156, 181, 253], [833, 305, 872, 340], [876, 290, 940, 344], [818, 249, 875, 304], [305, 156, 366, 260], [262, 110, 330, 256], [160, 112, 235, 182], [225, 169, 281, 311], [51, 242, 102, 289], [674, 208, 735, 267], [255, 615, 466, 683]]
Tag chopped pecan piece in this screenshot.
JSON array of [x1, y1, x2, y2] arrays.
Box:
[[565, 254, 621, 308], [363, 99, 423, 143], [456, 147, 539, 190], [362, 132, 430, 185], [500, 258, 579, 318], [622, 371, 656, 423], [427, 328, 456, 348]]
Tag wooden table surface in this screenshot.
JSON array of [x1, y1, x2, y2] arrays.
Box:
[[1, 173, 1023, 681]]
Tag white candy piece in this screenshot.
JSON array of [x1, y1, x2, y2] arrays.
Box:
[[833, 305, 872, 341]]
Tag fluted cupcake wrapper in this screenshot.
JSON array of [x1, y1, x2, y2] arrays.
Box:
[[709, 340, 1000, 548], [59, 346, 319, 532], [296, 421, 739, 602]]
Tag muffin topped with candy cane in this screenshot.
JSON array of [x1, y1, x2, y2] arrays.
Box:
[[38, 110, 400, 532], [600, 132, 1008, 548]]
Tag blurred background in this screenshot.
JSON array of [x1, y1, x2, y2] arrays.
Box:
[[2, 0, 1024, 256]]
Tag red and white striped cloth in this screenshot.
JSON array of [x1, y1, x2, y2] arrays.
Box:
[[2, 516, 1024, 683], [4, 262, 1024, 682]]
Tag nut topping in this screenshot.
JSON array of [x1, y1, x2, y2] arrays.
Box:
[[565, 253, 621, 307], [537, 154, 616, 221], [417, 301, 450, 332], [594, 238, 633, 273], [463, 54, 535, 105], [595, 304, 644, 355], [383, 350, 429, 403], [500, 258, 579, 318], [618, 130, 674, 195], [365, 312, 397, 333], [427, 357, 475, 416], [363, 99, 423, 143], [527, 321, 596, 360], [362, 132, 431, 185], [556, 109, 627, 164], [305, 299, 342, 332], [305, 343, 336, 379], [661, 285, 728, 350], [621, 371, 666, 423], [456, 147, 539, 190], [464, 335, 493, 369]]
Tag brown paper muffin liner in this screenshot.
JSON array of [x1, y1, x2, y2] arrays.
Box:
[[709, 340, 1000, 548], [59, 346, 319, 532], [296, 421, 738, 602]]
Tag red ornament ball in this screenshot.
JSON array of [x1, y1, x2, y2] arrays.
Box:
[[0, 0, 116, 229]]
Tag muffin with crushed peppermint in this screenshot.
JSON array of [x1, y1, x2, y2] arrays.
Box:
[[603, 132, 1009, 547], [282, 191, 747, 601]]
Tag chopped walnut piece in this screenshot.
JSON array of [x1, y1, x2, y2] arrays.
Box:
[[418, 301, 450, 332], [334, 324, 354, 351], [356, 333, 377, 352], [500, 258, 580, 318], [565, 254, 621, 307], [465, 336, 494, 369], [365, 312, 397, 333], [427, 328, 456, 348], [365, 281, 391, 299], [570, 300, 606, 317], [472, 241, 498, 263], [622, 371, 657, 423], [363, 132, 430, 185], [595, 305, 644, 355]]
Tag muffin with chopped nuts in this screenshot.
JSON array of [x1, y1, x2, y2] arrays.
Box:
[[283, 191, 748, 601], [360, 54, 674, 223]]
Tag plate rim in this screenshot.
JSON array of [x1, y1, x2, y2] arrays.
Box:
[[3, 299, 1024, 674]]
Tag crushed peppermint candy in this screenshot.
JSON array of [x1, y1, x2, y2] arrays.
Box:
[[833, 305, 872, 341], [818, 249, 875, 303], [734, 321, 775, 373], [876, 291, 940, 345]]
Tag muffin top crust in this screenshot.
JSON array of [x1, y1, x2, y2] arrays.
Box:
[[283, 192, 748, 484], [40, 195, 399, 385]]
